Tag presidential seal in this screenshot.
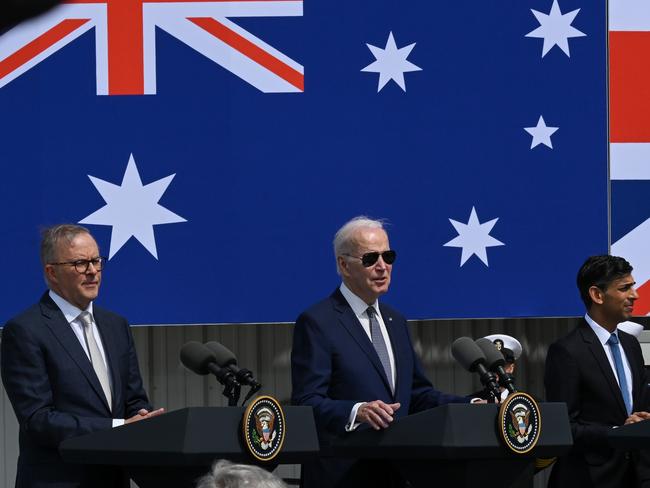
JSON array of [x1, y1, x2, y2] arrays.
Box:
[[497, 392, 541, 454], [242, 395, 286, 461]]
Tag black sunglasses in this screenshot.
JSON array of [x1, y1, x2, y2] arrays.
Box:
[[343, 250, 396, 267]]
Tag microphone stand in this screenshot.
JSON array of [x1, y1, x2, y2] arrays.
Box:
[[207, 363, 241, 406], [497, 371, 517, 395], [225, 384, 241, 407], [476, 364, 502, 402], [241, 381, 262, 406]]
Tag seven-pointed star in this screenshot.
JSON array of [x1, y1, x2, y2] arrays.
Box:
[[525, 0, 586, 57], [524, 115, 559, 149], [80, 154, 186, 259], [444, 207, 505, 267], [361, 31, 422, 92]]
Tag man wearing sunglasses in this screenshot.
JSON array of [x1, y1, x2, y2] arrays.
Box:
[[1, 224, 163, 488], [291, 216, 471, 488]]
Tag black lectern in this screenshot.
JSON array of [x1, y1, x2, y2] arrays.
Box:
[[332, 403, 572, 488], [59, 406, 318, 488], [608, 418, 650, 448]]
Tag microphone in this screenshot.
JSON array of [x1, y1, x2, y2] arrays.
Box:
[[451, 337, 501, 401], [475, 338, 517, 394], [204, 341, 262, 390], [180, 341, 239, 388]]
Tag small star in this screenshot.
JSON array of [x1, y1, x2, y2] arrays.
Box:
[[361, 31, 422, 92], [525, 0, 586, 57], [80, 154, 186, 259], [524, 115, 559, 149], [444, 207, 505, 267]]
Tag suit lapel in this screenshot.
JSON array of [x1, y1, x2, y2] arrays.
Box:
[[39, 294, 112, 413], [579, 321, 628, 417], [331, 290, 393, 396]]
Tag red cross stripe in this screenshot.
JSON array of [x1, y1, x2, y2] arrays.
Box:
[[0, 0, 304, 95]]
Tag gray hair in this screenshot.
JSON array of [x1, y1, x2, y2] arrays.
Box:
[[195, 460, 288, 488], [40, 224, 92, 266], [333, 216, 386, 275]]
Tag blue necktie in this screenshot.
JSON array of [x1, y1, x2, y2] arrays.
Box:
[[367, 307, 393, 392], [607, 333, 632, 415]]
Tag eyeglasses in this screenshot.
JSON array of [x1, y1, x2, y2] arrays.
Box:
[[343, 250, 396, 267], [48, 257, 106, 274]]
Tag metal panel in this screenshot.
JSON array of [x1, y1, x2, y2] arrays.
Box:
[[5, 317, 646, 488]]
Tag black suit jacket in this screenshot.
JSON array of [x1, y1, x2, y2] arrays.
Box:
[[544, 319, 650, 488], [291, 289, 469, 488], [0, 292, 152, 488]]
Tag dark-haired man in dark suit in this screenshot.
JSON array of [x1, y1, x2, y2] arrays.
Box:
[[545, 255, 650, 488], [1, 224, 163, 488]]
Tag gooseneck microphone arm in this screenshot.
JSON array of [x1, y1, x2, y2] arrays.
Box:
[[451, 337, 502, 402], [180, 341, 241, 406], [475, 338, 517, 394], [204, 341, 262, 406], [239, 368, 262, 405]]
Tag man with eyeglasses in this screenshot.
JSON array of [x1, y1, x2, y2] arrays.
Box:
[[291, 216, 471, 488], [1, 224, 163, 488]]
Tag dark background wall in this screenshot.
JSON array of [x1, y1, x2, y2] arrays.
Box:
[[5, 316, 649, 488]]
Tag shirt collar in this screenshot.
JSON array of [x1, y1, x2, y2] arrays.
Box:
[[585, 313, 617, 345], [49, 290, 94, 324], [339, 282, 379, 318]]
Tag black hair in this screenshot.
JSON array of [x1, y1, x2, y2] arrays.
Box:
[[576, 255, 633, 309]]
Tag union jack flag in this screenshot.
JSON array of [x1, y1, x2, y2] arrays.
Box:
[[610, 0, 650, 316], [0, 0, 304, 95]]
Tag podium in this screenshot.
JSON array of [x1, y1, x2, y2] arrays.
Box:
[[59, 406, 319, 488], [331, 403, 573, 488], [608, 418, 650, 448]]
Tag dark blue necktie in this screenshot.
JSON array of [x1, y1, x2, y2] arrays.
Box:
[[607, 333, 632, 415], [367, 306, 393, 392]]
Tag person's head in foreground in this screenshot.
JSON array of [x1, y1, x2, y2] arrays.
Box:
[[196, 460, 288, 488]]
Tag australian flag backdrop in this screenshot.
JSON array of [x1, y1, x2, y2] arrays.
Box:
[[0, 0, 615, 325]]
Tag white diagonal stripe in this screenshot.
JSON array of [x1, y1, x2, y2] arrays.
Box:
[[611, 143, 650, 180]]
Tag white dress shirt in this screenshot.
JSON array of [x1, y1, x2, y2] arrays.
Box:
[[339, 283, 396, 431], [48, 290, 124, 426], [585, 313, 633, 407]]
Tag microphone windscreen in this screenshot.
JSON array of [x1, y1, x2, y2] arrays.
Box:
[[475, 338, 506, 370], [451, 337, 486, 372], [204, 341, 237, 367], [180, 341, 215, 375]]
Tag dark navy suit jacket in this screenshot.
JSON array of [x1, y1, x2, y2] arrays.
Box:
[[1, 292, 151, 488], [545, 319, 650, 488], [291, 289, 469, 487]]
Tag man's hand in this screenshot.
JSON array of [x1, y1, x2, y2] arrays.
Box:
[[125, 407, 165, 424], [356, 401, 400, 430], [624, 411, 650, 425]]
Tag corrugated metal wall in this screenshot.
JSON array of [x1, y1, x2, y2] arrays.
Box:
[[2, 316, 642, 488]]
